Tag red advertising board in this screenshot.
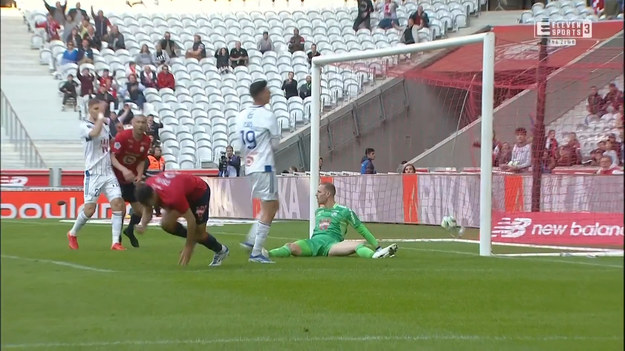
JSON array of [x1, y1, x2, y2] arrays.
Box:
[[492, 212, 624, 246], [1, 189, 115, 219], [0, 169, 219, 188]]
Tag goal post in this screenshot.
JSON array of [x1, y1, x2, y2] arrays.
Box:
[[309, 32, 497, 256]]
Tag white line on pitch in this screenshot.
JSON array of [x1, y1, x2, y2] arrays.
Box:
[[2, 334, 621, 349], [1, 255, 114, 273]]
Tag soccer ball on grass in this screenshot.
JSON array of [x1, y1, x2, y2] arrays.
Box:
[[440, 216, 457, 230]]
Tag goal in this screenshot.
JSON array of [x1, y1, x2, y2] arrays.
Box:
[[309, 33, 497, 256]]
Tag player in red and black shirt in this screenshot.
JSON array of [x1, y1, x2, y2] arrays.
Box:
[[134, 172, 230, 266], [111, 114, 151, 248]]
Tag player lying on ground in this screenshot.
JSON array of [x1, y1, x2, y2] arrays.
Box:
[[269, 183, 398, 259], [134, 172, 229, 266], [67, 98, 126, 251], [111, 114, 151, 248]]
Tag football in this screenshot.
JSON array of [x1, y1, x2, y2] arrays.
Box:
[[440, 216, 457, 230]]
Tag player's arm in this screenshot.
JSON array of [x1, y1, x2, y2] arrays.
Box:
[[268, 113, 281, 150], [178, 207, 198, 266], [136, 205, 152, 233], [86, 113, 106, 138], [348, 210, 380, 249], [110, 135, 135, 181], [135, 157, 146, 182]]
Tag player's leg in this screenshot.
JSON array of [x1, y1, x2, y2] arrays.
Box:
[[120, 182, 141, 248], [67, 173, 99, 249], [192, 188, 229, 266], [104, 175, 126, 250], [248, 172, 279, 263], [269, 239, 313, 258], [327, 240, 371, 257]]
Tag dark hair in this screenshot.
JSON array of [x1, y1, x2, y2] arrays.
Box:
[[365, 147, 375, 155], [249, 80, 268, 98], [88, 98, 101, 107], [263, 31, 269, 35], [134, 183, 155, 206], [320, 182, 336, 196], [515, 127, 527, 135]]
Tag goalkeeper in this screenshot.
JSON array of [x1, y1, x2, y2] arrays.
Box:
[[268, 183, 398, 259]]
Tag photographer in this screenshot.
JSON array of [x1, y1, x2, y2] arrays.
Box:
[[218, 145, 241, 177]]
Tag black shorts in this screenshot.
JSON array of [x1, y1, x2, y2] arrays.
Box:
[[189, 187, 210, 225], [120, 182, 136, 203]]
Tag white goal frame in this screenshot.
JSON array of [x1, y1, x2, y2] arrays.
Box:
[[309, 33, 496, 256]]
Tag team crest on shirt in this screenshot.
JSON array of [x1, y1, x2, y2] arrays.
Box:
[[195, 205, 207, 218], [319, 219, 331, 230]]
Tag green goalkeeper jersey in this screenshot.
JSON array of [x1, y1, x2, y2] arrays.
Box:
[[312, 204, 379, 247]]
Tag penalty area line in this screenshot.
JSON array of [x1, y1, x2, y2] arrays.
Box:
[[2, 334, 621, 348], [0, 255, 114, 273]]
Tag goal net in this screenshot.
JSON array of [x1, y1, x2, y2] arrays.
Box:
[[309, 23, 624, 257]]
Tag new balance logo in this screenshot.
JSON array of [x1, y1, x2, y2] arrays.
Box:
[[492, 217, 532, 238]]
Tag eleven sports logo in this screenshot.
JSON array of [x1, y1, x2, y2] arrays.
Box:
[[534, 19, 592, 46], [492, 217, 624, 238]]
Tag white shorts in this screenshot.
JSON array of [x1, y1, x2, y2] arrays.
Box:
[[83, 171, 122, 204], [248, 172, 278, 201]]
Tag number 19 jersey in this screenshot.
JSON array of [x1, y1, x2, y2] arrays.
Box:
[[235, 105, 280, 175]]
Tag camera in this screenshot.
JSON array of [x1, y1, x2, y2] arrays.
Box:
[[218, 152, 228, 172]]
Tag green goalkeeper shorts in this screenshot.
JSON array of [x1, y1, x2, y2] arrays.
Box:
[[295, 235, 339, 257]]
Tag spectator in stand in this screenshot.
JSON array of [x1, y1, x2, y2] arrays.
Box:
[[378, 0, 399, 30], [584, 104, 600, 125], [116, 103, 134, 126], [59, 73, 78, 111], [307, 44, 321, 66], [360, 147, 376, 174], [353, 0, 374, 31], [597, 156, 618, 174], [607, 133, 621, 159], [96, 68, 113, 89], [84, 25, 101, 50], [495, 142, 512, 167], [123, 74, 146, 109], [410, 5, 430, 31], [67, 2, 87, 24], [402, 163, 416, 173], [62, 12, 80, 44], [319, 157, 324, 171], [545, 129, 559, 159], [603, 0, 621, 18], [61, 40, 78, 64], [299, 75, 312, 99], [153, 43, 170, 67], [94, 84, 115, 117], [288, 28, 305, 54], [135, 44, 155, 67], [215, 47, 231, 74], [500, 127, 531, 172], [567, 132, 582, 163], [584, 148, 604, 166], [140, 65, 157, 89], [65, 26, 82, 47], [76, 38, 93, 64], [90, 6, 111, 41], [555, 145, 578, 167], [78, 18, 89, 38], [126, 61, 138, 77], [603, 83, 623, 113], [35, 14, 61, 42], [147, 145, 166, 177], [108, 111, 123, 137], [587, 85, 604, 116], [76, 66, 94, 116], [229, 41, 249, 68], [541, 149, 557, 173], [603, 139, 619, 166], [147, 114, 163, 144], [160, 32, 179, 58], [282, 72, 298, 99], [107, 25, 125, 51], [395, 17, 418, 44], [185, 34, 206, 60], [156, 65, 175, 90], [396, 160, 407, 173], [257, 31, 273, 54], [43, 0, 67, 27]]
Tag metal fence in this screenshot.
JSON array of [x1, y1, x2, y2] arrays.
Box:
[[1, 89, 47, 169]]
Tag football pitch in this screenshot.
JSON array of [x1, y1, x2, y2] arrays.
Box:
[[1, 219, 623, 351]]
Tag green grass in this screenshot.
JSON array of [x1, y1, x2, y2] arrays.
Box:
[[1, 219, 623, 351]]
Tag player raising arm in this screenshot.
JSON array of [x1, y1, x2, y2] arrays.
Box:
[[110, 114, 151, 248], [67, 98, 126, 250], [235, 80, 281, 264], [134, 172, 229, 266], [269, 183, 398, 259]]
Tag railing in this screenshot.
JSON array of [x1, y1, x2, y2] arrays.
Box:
[[0, 90, 47, 169]]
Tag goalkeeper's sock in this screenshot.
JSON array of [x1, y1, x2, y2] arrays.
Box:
[[355, 244, 375, 259], [251, 221, 270, 256], [168, 223, 215, 251], [269, 245, 291, 257]]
